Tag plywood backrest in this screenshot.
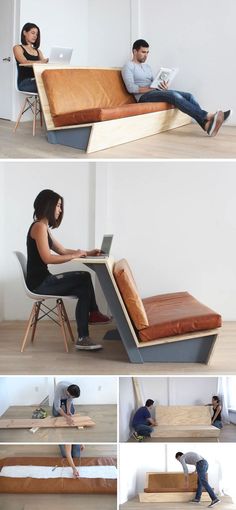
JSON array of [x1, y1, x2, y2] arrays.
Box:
[[156, 405, 211, 425]]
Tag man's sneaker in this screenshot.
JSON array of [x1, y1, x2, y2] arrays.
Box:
[[89, 311, 112, 325], [223, 109, 232, 122], [132, 432, 144, 442], [208, 498, 221, 507], [75, 336, 103, 350], [207, 111, 224, 136], [190, 499, 200, 503]]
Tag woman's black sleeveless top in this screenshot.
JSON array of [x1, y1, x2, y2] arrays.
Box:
[[16, 46, 40, 87], [26, 222, 52, 291]]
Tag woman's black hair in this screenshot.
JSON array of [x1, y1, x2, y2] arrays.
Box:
[[33, 189, 64, 228], [212, 395, 220, 404], [21, 22, 40, 49]]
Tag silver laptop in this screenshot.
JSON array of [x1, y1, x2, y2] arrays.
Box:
[[87, 235, 113, 259], [49, 47, 73, 64]]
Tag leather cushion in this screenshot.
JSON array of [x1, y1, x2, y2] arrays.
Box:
[[42, 68, 173, 126], [139, 292, 221, 342], [52, 102, 173, 127], [0, 456, 117, 494], [113, 259, 149, 330]]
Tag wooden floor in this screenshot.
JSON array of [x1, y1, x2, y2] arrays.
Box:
[[127, 423, 236, 443], [120, 495, 235, 510], [0, 320, 236, 375], [0, 445, 117, 510], [1, 119, 235, 159], [0, 404, 117, 443]]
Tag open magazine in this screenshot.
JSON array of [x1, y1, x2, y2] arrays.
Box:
[[150, 67, 179, 89]]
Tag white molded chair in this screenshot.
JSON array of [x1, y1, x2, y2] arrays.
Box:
[[14, 72, 42, 136], [14, 251, 76, 353]]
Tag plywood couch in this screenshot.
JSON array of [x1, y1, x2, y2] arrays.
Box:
[[139, 472, 209, 502], [81, 257, 221, 363], [152, 405, 220, 439], [33, 65, 191, 152], [0, 456, 117, 494]]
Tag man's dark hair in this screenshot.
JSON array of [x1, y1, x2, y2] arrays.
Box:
[[175, 452, 184, 459], [145, 399, 154, 407], [33, 189, 64, 228], [21, 22, 40, 49], [67, 384, 80, 398], [132, 39, 149, 51], [212, 395, 220, 403]]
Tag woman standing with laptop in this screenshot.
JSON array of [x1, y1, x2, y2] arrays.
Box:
[[13, 22, 48, 93], [26, 189, 111, 350]]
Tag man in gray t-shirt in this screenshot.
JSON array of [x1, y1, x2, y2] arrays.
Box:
[[175, 451, 220, 507], [52, 381, 80, 425], [122, 39, 231, 137]]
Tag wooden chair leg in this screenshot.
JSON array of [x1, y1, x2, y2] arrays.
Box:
[[39, 98, 43, 127], [61, 300, 75, 343], [33, 97, 37, 136], [30, 301, 41, 343], [21, 303, 37, 353], [14, 97, 28, 133], [56, 299, 69, 353]]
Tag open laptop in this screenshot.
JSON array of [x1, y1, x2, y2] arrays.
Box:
[[86, 235, 113, 259], [49, 47, 73, 64]]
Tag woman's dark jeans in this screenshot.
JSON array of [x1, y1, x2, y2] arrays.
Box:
[[18, 78, 37, 93], [34, 271, 98, 338]]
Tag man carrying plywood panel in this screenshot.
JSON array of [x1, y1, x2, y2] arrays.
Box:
[[175, 451, 220, 507]]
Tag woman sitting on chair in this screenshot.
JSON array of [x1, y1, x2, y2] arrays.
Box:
[[13, 22, 48, 93], [26, 189, 111, 350]]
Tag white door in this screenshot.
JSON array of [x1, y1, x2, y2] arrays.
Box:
[[0, 0, 15, 120]]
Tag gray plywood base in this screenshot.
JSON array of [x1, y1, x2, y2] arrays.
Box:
[[47, 126, 91, 150], [84, 261, 217, 364]]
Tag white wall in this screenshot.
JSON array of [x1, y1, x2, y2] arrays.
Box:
[[0, 376, 117, 415], [0, 168, 4, 321], [86, 0, 236, 124], [54, 376, 117, 405], [0, 376, 49, 416], [102, 161, 236, 320], [119, 377, 218, 442], [119, 443, 236, 504]]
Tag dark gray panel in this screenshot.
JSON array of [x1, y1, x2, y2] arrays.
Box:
[[47, 127, 91, 150]]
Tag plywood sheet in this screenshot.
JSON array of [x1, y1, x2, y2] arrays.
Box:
[[155, 405, 211, 425], [152, 424, 219, 438], [139, 492, 209, 502], [0, 415, 95, 429]]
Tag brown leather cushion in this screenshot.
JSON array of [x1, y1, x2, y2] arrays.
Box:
[[139, 292, 221, 342], [42, 68, 173, 126], [145, 472, 206, 492], [0, 456, 117, 494], [52, 102, 173, 127], [113, 259, 149, 330]]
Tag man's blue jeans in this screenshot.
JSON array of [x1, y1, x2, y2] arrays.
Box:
[[52, 399, 75, 417], [134, 424, 153, 436], [59, 444, 81, 458], [139, 89, 208, 130], [195, 459, 217, 501]]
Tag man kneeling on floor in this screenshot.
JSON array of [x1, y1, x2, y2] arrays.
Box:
[[175, 451, 220, 507], [132, 399, 157, 440], [52, 380, 80, 425]]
